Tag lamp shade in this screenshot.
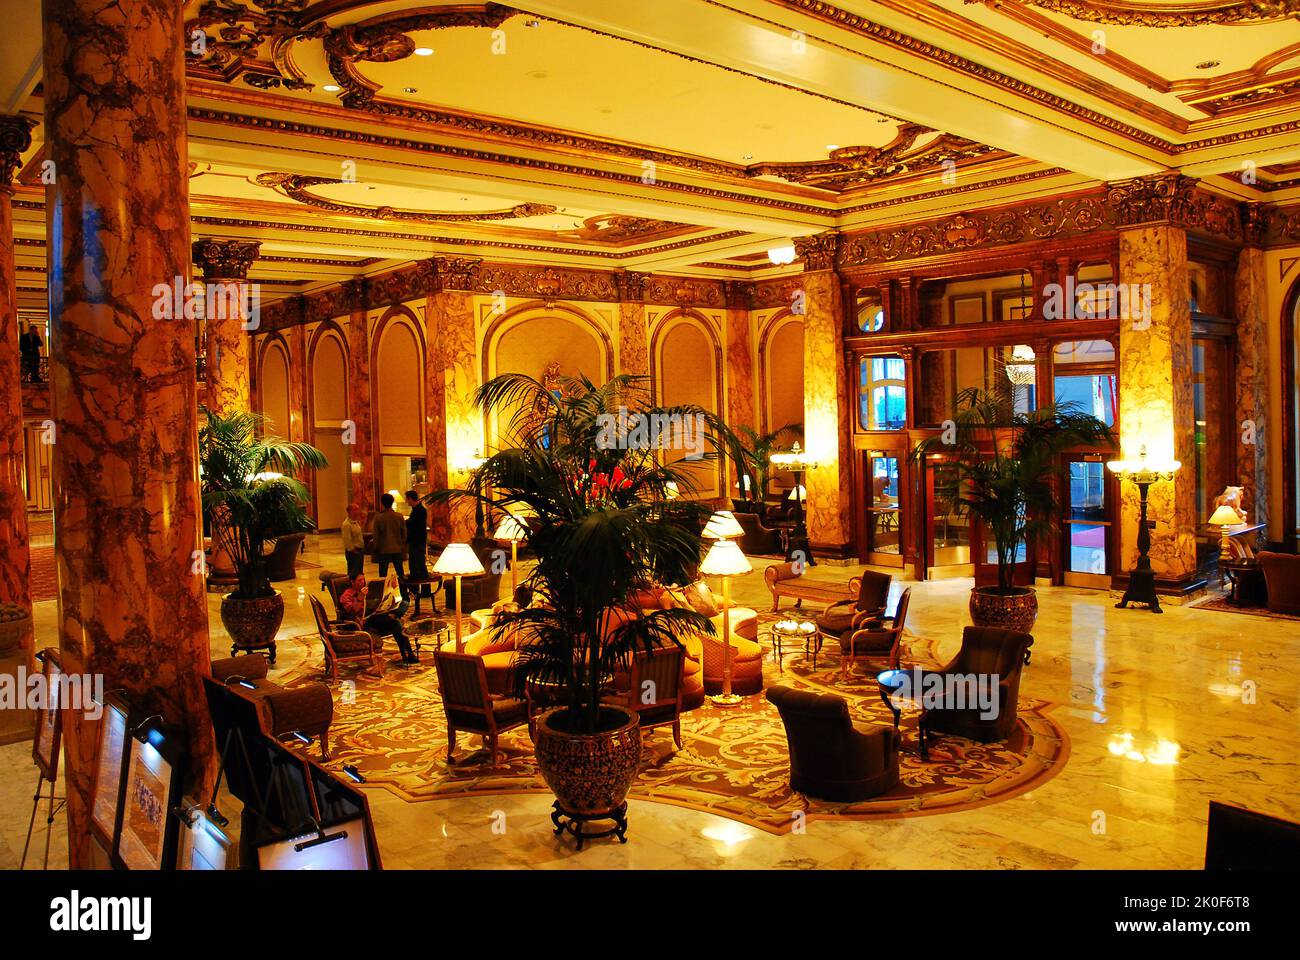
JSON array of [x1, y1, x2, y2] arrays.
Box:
[[664, 481, 680, 500], [700, 539, 752, 577], [494, 514, 529, 541], [433, 543, 485, 576], [787, 484, 807, 502], [702, 510, 744, 540], [1208, 505, 1242, 527]]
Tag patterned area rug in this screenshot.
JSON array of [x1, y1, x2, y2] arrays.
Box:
[[279, 618, 1069, 834], [29, 545, 58, 603], [1189, 596, 1298, 621]]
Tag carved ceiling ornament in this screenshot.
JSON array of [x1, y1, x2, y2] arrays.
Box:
[[187, 0, 325, 90], [556, 214, 688, 244], [191, 238, 262, 280], [975, 1, 1300, 27], [0, 114, 35, 188], [254, 172, 557, 223], [751, 124, 999, 191]]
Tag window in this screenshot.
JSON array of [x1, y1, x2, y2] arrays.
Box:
[[855, 287, 885, 332], [1053, 340, 1115, 427], [859, 355, 906, 430]]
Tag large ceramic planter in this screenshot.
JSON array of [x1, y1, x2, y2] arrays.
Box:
[[534, 705, 642, 817], [969, 585, 1038, 636], [0, 603, 31, 657], [220, 591, 284, 662]]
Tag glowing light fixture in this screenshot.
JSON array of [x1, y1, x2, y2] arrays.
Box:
[[434, 544, 485, 651], [414, 47, 434, 56], [700, 540, 753, 707], [494, 514, 529, 594], [322, 84, 341, 92], [702, 510, 744, 541], [767, 243, 797, 266], [1005, 344, 1036, 385], [1107, 445, 1180, 614]]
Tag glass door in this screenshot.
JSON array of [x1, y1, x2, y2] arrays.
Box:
[[1064, 458, 1111, 588], [865, 452, 903, 567], [924, 456, 972, 578]]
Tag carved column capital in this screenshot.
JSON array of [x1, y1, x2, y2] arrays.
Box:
[[723, 280, 753, 310], [432, 256, 483, 292], [341, 277, 368, 312], [1106, 173, 1198, 228], [0, 114, 36, 189], [617, 269, 647, 302], [794, 231, 840, 272], [191, 239, 262, 280], [1240, 201, 1269, 247]]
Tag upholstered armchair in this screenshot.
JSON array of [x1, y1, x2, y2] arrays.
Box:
[[263, 532, 306, 583], [434, 651, 530, 766], [604, 645, 687, 750], [815, 570, 891, 641], [841, 586, 912, 676], [309, 595, 382, 681], [733, 512, 783, 556], [209, 653, 334, 759], [765, 686, 899, 802], [923, 625, 1034, 743], [1257, 552, 1300, 615]]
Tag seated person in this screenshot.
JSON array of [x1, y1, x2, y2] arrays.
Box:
[[340, 572, 417, 665]]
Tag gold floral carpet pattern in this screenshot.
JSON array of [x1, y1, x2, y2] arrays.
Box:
[[279, 621, 1069, 835]]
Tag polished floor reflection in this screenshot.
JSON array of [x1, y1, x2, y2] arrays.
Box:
[[2, 531, 1295, 870]]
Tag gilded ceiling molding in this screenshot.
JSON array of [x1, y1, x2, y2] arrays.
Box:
[[0, 115, 36, 188], [191, 238, 262, 280], [187, 107, 835, 217], [795, 232, 840, 272], [975, 1, 1300, 27], [1198, 77, 1300, 113], [186, 0, 325, 91], [763, 0, 1171, 150], [840, 167, 1070, 214], [254, 171, 558, 223], [751, 124, 1000, 192]]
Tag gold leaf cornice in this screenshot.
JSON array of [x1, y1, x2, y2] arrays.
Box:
[[982, 1, 1300, 27]]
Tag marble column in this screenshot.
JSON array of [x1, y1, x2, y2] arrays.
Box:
[[192, 239, 260, 417], [0, 115, 34, 621], [616, 271, 649, 382], [723, 284, 756, 493], [795, 234, 853, 555], [344, 280, 376, 514], [44, 0, 212, 866], [1117, 225, 1198, 580], [1234, 243, 1269, 531], [427, 259, 481, 542]]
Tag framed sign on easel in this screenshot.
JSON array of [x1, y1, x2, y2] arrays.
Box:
[[174, 797, 232, 870], [114, 714, 186, 870], [21, 648, 66, 870], [87, 690, 134, 870]]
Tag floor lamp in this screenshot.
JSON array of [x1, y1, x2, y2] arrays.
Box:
[[434, 543, 485, 650], [700, 537, 752, 707], [494, 514, 529, 596], [770, 442, 818, 568], [1107, 445, 1180, 614]]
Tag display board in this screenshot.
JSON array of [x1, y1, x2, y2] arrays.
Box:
[[115, 720, 184, 870], [257, 816, 373, 870], [31, 648, 62, 782], [89, 694, 132, 856], [175, 800, 232, 871]]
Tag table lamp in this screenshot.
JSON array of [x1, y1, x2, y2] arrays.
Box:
[[700, 538, 752, 707], [702, 509, 744, 540], [1208, 504, 1242, 565], [433, 543, 485, 650], [493, 514, 529, 595]]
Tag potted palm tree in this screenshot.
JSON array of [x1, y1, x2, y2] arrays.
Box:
[[720, 422, 802, 515], [912, 386, 1112, 634], [199, 408, 327, 662], [428, 373, 717, 824]]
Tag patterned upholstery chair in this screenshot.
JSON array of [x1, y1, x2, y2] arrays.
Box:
[[841, 587, 912, 677], [815, 570, 891, 642], [766, 685, 899, 802], [922, 626, 1034, 743], [309, 595, 382, 681], [700, 607, 763, 695], [733, 512, 783, 556], [1258, 552, 1300, 615], [209, 653, 334, 759], [604, 646, 687, 749], [434, 651, 529, 767]]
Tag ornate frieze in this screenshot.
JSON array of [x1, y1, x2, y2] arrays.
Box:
[[433, 257, 483, 293], [255, 172, 556, 223], [724, 280, 754, 311], [640, 275, 728, 308], [750, 276, 807, 311], [980, 1, 1300, 27], [475, 262, 620, 302], [0, 115, 35, 188], [191, 238, 262, 280]]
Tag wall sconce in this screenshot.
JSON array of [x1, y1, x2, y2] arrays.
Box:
[[349, 461, 363, 475], [767, 243, 796, 266]]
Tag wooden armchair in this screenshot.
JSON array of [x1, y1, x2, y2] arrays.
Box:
[[815, 570, 891, 641], [603, 645, 686, 750], [309, 595, 382, 681], [434, 651, 529, 767], [842, 586, 912, 677]]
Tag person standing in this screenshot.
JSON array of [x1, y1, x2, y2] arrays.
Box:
[[404, 490, 428, 580], [372, 492, 407, 585], [341, 502, 365, 579], [19, 322, 42, 383]]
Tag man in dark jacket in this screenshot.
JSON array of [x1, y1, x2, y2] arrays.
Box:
[[404, 490, 429, 580], [19, 323, 42, 382], [371, 492, 407, 586]]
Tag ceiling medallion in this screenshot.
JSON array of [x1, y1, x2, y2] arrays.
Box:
[[555, 214, 685, 243], [972, 1, 1300, 26], [749, 124, 998, 192], [254, 172, 557, 223]]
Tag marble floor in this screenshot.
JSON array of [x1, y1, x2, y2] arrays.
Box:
[[2, 530, 1297, 870]]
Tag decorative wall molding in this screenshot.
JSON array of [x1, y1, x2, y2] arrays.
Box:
[[255, 172, 557, 222]]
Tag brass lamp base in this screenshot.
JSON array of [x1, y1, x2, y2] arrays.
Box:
[[709, 692, 743, 707]]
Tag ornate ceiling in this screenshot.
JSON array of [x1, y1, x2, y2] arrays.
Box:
[[3, 0, 1300, 311]]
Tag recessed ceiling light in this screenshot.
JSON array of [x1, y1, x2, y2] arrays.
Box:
[[322, 84, 341, 92], [1196, 60, 1220, 70], [826, 144, 839, 151], [524, 19, 541, 27], [742, 154, 753, 160], [403, 86, 418, 93], [414, 47, 433, 56]]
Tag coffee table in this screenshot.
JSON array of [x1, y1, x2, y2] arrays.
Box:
[[770, 618, 817, 671], [876, 668, 930, 761], [407, 616, 452, 656]]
